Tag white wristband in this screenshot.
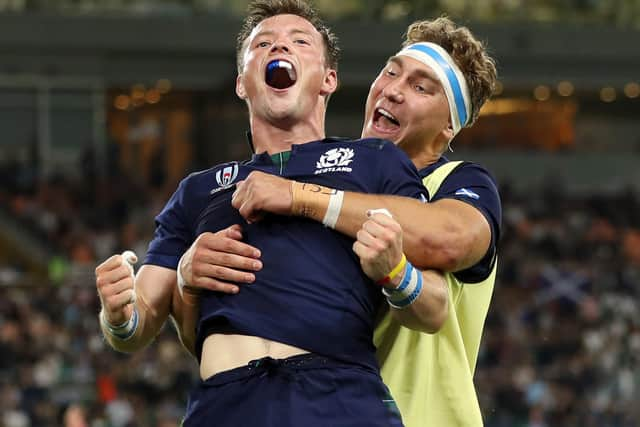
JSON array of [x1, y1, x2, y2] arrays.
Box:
[[100, 308, 139, 341], [322, 190, 344, 228], [177, 252, 189, 300], [383, 262, 423, 309]]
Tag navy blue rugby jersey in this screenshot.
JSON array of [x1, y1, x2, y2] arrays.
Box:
[[144, 137, 427, 370], [419, 156, 502, 283]]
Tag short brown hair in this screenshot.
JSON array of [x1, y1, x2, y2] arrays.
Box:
[[403, 17, 497, 126], [236, 0, 340, 73]]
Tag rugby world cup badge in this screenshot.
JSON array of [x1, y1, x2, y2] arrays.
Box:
[[211, 163, 239, 194]]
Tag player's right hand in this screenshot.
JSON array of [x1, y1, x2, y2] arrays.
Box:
[[95, 252, 137, 326], [179, 224, 262, 294], [231, 171, 294, 223], [353, 210, 405, 287]]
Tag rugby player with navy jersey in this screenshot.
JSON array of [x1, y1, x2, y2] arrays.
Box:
[[189, 17, 501, 427], [95, 1, 450, 426]]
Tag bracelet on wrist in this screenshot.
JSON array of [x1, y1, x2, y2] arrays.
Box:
[[382, 261, 423, 309], [377, 253, 407, 286], [101, 308, 139, 340]]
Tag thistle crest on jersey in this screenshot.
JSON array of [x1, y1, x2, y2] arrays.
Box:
[[315, 148, 354, 174], [211, 163, 239, 194]]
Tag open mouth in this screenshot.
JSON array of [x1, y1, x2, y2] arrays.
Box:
[[265, 60, 297, 89], [373, 107, 400, 132]]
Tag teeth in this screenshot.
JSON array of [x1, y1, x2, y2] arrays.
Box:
[[378, 108, 398, 123]]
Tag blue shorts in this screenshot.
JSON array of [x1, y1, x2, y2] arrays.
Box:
[[183, 354, 403, 427]]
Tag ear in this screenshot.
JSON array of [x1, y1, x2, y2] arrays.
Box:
[[320, 68, 338, 97], [442, 120, 455, 142], [235, 74, 246, 99]]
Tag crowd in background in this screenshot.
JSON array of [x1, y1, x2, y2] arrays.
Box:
[[3, 0, 640, 28], [477, 181, 640, 427], [0, 156, 639, 427]]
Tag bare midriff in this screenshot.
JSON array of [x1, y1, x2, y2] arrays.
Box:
[[200, 334, 309, 380]]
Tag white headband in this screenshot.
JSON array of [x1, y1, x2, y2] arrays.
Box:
[[396, 42, 471, 135]]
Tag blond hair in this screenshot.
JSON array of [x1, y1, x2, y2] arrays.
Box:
[[403, 17, 497, 126]]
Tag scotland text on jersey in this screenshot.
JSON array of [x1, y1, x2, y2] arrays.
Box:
[[315, 148, 354, 175]]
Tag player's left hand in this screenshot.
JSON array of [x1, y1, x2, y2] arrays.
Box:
[[232, 171, 294, 223], [352, 210, 405, 286]]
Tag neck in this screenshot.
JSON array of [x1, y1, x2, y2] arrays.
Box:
[[399, 134, 448, 170], [399, 139, 445, 170], [411, 150, 442, 170], [250, 111, 326, 155]]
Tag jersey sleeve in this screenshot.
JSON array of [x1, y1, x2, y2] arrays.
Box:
[[377, 142, 428, 201], [431, 162, 502, 283], [143, 177, 194, 269]]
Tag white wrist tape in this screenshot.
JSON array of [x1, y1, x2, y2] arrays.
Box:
[[177, 252, 189, 299], [100, 308, 139, 341], [322, 190, 344, 228]]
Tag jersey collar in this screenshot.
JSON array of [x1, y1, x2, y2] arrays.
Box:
[[418, 155, 449, 179], [246, 135, 347, 165]]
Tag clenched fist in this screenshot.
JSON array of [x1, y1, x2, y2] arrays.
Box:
[[352, 210, 405, 287], [231, 171, 294, 223], [95, 251, 138, 326]]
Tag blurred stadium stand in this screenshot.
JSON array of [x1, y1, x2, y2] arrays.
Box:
[[0, 1, 639, 426]]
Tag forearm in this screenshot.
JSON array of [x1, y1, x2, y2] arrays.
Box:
[[294, 187, 487, 272], [354, 211, 450, 333], [170, 287, 200, 358], [333, 193, 437, 266], [100, 293, 167, 353], [99, 264, 175, 353], [388, 268, 448, 334]]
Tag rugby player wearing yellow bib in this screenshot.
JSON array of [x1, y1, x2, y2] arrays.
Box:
[[140, 15, 497, 427], [224, 18, 500, 426]]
